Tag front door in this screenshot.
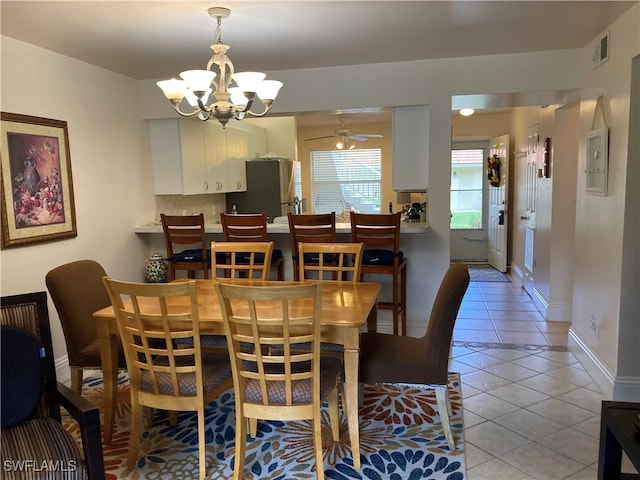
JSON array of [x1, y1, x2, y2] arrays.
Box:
[[487, 135, 509, 272], [520, 124, 539, 294]]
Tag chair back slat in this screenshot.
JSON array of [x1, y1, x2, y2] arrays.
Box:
[[211, 241, 274, 280], [298, 242, 363, 281], [221, 213, 269, 241], [350, 212, 402, 251], [161, 213, 208, 251]]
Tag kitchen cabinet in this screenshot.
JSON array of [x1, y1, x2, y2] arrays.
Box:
[[392, 105, 429, 192], [149, 118, 265, 195], [149, 119, 206, 195]]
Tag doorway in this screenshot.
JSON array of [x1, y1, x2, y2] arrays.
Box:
[[450, 140, 490, 262]]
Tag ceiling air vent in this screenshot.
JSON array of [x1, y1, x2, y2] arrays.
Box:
[[592, 31, 610, 69]]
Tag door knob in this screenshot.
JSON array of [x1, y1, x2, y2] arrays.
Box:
[[520, 215, 529, 221]]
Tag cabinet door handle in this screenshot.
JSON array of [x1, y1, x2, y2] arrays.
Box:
[[204, 181, 208, 192]]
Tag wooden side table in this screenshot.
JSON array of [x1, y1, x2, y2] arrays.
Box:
[[598, 401, 640, 480]]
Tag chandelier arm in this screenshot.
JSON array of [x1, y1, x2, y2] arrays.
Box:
[[170, 104, 205, 119], [244, 101, 274, 118]]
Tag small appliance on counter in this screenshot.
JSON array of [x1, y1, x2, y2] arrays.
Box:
[[225, 157, 296, 223]]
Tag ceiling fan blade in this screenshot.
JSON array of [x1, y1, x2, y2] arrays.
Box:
[[305, 135, 338, 141], [350, 133, 383, 141]]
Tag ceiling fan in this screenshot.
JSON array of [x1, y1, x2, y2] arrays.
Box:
[[304, 117, 383, 149]]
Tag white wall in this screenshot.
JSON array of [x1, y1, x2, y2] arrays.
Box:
[[570, 4, 640, 398], [0, 37, 156, 377]]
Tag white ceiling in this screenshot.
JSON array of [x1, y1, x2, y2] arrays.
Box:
[[1, 1, 636, 121]]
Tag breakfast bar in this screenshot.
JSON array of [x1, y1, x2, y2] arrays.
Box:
[[134, 220, 431, 335]]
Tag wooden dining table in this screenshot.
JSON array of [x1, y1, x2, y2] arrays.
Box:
[[93, 278, 380, 470]]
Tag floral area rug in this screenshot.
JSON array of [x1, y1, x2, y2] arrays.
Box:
[[64, 372, 466, 480]]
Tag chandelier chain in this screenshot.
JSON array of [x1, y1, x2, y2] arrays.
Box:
[[215, 15, 223, 45]]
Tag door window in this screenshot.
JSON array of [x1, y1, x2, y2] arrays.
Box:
[[451, 147, 484, 229]]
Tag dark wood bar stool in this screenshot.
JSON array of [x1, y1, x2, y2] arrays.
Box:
[[220, 213, 284, 280], [350, 211, 407, 335], [287, 212, 336, 281], [161, 213, 210, 280]]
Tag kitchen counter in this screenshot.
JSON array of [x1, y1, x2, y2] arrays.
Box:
[[134, 221, 429, 235]]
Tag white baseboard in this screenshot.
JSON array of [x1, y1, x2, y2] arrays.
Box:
[[613, 376, 640, 401], [568, 327, 615, 399], [546, 302, 572, 322]]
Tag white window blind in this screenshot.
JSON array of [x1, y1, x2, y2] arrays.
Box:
[[310, 149, 381, 214]]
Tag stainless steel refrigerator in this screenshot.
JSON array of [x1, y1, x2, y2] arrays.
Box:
[[225, 157, 296, 222]]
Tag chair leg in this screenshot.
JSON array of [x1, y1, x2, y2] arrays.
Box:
[[145, 407, 154, 428], [234, 408, 247, 480], [292, 259, 299, 281], [328, 385, 340, 442], [435, 386, 456, 450], [197, 405, 206, 480], [277, 261, 284, 281], [127, 399, 143, 470], [392, 269, 399, 335], [249, 417, 257, 437], [70, 367, 83, 394], [400, 265, 407, 335], [313, 407, 325, 480]]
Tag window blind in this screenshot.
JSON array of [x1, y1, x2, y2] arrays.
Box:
[[310, 148, 381, 214]]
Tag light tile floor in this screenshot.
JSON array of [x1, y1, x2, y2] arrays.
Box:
[[452, 277, 637, 479]]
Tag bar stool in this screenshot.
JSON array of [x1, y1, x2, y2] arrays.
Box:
[[220, 213, 284, 280], [161, 213, 210, 280], [287, 212, 336, 281], [350, 212, 407, 335]]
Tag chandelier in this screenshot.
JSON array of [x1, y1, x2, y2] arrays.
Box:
[[156, 7, 282, 127]]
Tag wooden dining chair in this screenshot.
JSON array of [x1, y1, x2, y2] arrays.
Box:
[[358, 263, 470, 450], [199, 241, 275, 351], [102, 278, 233, 480], [161, 213, 210, 280], [350, 211, 407, 335], [215, 282, 342, 480], [211, 241, 274, 280], [296, 242, 364, 358], [298, 242, 363, 282], [288, 212, 336, 281], [220, 213, 284, 280]]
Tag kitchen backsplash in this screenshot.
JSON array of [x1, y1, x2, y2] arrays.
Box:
[[155, 194, 226, 223]]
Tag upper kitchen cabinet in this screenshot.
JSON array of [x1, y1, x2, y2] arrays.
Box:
[[149, 118, 207, 195], [392, 105, 429, 192], [149, 119, 265, 195]]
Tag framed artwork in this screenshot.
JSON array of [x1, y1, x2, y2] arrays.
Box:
[[1, 112, 77, 248], [585, 127, 609, 196]]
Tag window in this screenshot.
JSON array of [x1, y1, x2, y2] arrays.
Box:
[[293, 160, 302, 200], [451, 148, 484, 229], [311, 148, 381, 214]]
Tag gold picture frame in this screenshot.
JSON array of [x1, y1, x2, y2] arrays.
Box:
[[1, 112, 77, 248]]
